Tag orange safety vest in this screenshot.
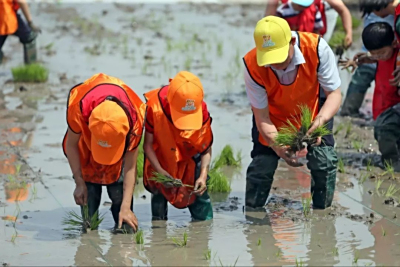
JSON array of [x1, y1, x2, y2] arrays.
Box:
[[243, 32, 320, 146], [62, 73, 146, 185], [143, 88, 213, 209], [0, 0, 19, 35]]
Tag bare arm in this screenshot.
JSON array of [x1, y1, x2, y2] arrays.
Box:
[[326, 0, 352, 47], [16, 0, 32, 23], [65, 128, 84, 186], [200, 148, 212, 178], [121, 149, 138, 211], [253, 106, 279, 145], [143, 131, 165, 174], [265, 0, 280, 16]]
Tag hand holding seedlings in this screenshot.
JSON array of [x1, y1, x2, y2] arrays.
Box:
[[149, 172, 194, 188], [193, 175, 207, 196], [73, 178, 88, 206], [306, 115, 326, 146], [272, 145, 304, 167], [118, 208, 138, 233]]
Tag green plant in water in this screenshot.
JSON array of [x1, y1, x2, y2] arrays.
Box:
[[375, 179, 384, 192], [134, 229, 144, 244], [338, 158, 345, 173], [62, 205, 104, 232], [212, 145, 241, 170], [184, 56, 192, 70], [385, 184, 400, 198], [359, 173, 368, 184], [257, 238, 261, 246], [332, 247, 339, 256], [345, 123, 352, 139], [366, 159, 373, 172], [352, 140, 363, 150], [353, 250, 359, 265], [171, 231, 188, 247], [334, 123, 344, 135], [149, 172, 193, 188], [29, 183, 37, 203], [208, 168, 231, 193], [295, 258, 304, 267], [302, 195, 312, 217], [381, 161, 395, 179], [381, 226, 386, 237], [275, 250, 282, 258], [219, 256, 239, 267], [204, 249, 212, 260], [217, 42, 223, 57], [12, 64, 49, 83], [274, 105, 331, 152]]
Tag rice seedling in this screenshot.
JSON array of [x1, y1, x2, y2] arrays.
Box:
[[184, 56, 192, 70], [10, 229, 18, 244], [62, 205, 104, 233], [375, 179, 384, 192], [302, 195, 312, 217], [381, 161, 395, 179], [385, 184, 400, 198], [334, 123, 344, 135], [29, 183, 37, 203], [12, 64, 48, 83], [381, 226, 386, 237], [204, 249, 212, 260], [274, 105, 331, 152], [149, 172, 193, 188], [219, 256, 239, 267], [345, 123, 352, 139], [366, 159, 373, 172], [338, 158, 345, 173], [212, 145, 241, 170], [15, 164, 21, 176], [134, 229, 144, 244], [257, 238, 261, 246], [122, 35, 128, 58], [351, 140, 363, 150], [353, 250, 359, 265], [295, 258, 304, 267], [332, 247, 339, 256], [275, 250, 282, 258], [171, 231, 188, 247], [208, 168, 231, 193], [359, 173, 368, 184], [217, 42, 223, 57]]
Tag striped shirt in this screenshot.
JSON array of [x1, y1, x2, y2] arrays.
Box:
[[276, 1, 324, 31]]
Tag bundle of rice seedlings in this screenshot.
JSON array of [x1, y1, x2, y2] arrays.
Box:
[[11, 64, 48, 83], [208, 168, 231, 193], [274, 105, 331, 152], [149, 172, 193, 188], [212, 145, 242, 170], [62, 205, 104, 233], [134, 229, 144, 244]]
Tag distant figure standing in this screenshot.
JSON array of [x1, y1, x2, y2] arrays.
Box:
[[0, 0, 41, 64]]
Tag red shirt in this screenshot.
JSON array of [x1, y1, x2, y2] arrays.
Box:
[[145, 86, 210, 133]]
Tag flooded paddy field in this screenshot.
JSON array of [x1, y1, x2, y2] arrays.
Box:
[[0, 1, 399, 266]]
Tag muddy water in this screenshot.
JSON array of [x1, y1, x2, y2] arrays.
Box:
[[1, 2, 400, 266]]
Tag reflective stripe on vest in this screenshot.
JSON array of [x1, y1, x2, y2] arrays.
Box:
[[143, 87, 213, 209], [374, 49, 400, 120], [0, 0, 18, 35], [243, 32, 320, 146], [62, 73, 145, 185]]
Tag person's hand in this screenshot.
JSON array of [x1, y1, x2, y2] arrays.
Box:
[[193, 175, 207, 196], [338, 57, 357, 73], [156, 168, 176, 188], [118, 207, 138, 232], [73, 181, 87, 206], [28, 21, 41, 33], [306, 115, 326, 146], [344, 33, 352, 49], [272, 145, 303, 167], [389, 66, 400, 86]]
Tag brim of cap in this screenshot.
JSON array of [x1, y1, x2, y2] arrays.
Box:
[[292, 0, 314, 7], [256, 43, 290, 66], [170, 108, 202, 130], [91, 135, 126, 165]]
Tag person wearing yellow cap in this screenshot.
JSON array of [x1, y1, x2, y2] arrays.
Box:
[[62, 73, 145, 232], [143, 71, 213, 221], [243, 16, 342, 210]]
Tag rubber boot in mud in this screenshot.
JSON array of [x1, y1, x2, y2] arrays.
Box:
[[23, 38, 37, 64], [340, 92, 365, 117], [151, 193, 168, 220], [306, 146, 338, 209]]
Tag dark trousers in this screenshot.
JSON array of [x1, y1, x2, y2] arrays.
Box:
[[151, 156, 213, 221], [83, 176, 133, 227]]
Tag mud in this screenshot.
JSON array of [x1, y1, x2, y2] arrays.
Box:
[[0, 0, 400, 266]]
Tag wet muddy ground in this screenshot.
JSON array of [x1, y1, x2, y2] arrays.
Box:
[[1, 1, 400, 266]]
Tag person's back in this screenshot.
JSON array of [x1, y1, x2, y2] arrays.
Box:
[[276, 0, 325, 34]]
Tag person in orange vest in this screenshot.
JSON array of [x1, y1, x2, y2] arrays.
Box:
[[243, 16, 342, 209], [0, 0, 41, 64], [266, 0, 353, 48], [339, 22, 400, 172], [143, 71, 213, 221], [62, 73, 145, 232]]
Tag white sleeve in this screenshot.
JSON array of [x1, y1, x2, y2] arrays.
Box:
[[317, 38, 341, 92], [244, 67, 268, 109], [314, 10, 324, 30]]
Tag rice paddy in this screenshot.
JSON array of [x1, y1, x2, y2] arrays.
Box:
[[212, 145, 242, 170], [11, 64, 49, 83], [149, 172, 194, 188], [62, 205, 104, 233], [208, 168, 231, 193]]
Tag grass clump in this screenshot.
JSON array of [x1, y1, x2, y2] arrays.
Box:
[[295, 258, 304, 267], [338, 158, 345, 173], [149, 172, 193, 188], [172, 231, 188, 247], [12, 64, 48, 83], [274, 105, 331, 152], [302, 195, 312, 217], [134, 229, 144, 244], [334, 123, 344, 135], [351, 140, 363, 150], [375, 179, 384, 192], [385, 184, 399, 198], [62, 205, 104, 233], [212, 145, 241, 170], [382, 161, 395, 179], [257, 238, 261, 246], [208, 168, 231, 193], [204, 249, 213, 260]]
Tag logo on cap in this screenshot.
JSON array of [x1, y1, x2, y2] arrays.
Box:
[[181, 99, 196, 111], [97, 140, 111, 148], [262, 35, 275, 48]]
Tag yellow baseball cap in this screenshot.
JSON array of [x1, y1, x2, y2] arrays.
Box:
[[254, 16, 292, 66]]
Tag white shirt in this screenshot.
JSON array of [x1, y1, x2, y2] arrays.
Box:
[[277, 2, 324, 31], [244, 31, 341, 109]]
